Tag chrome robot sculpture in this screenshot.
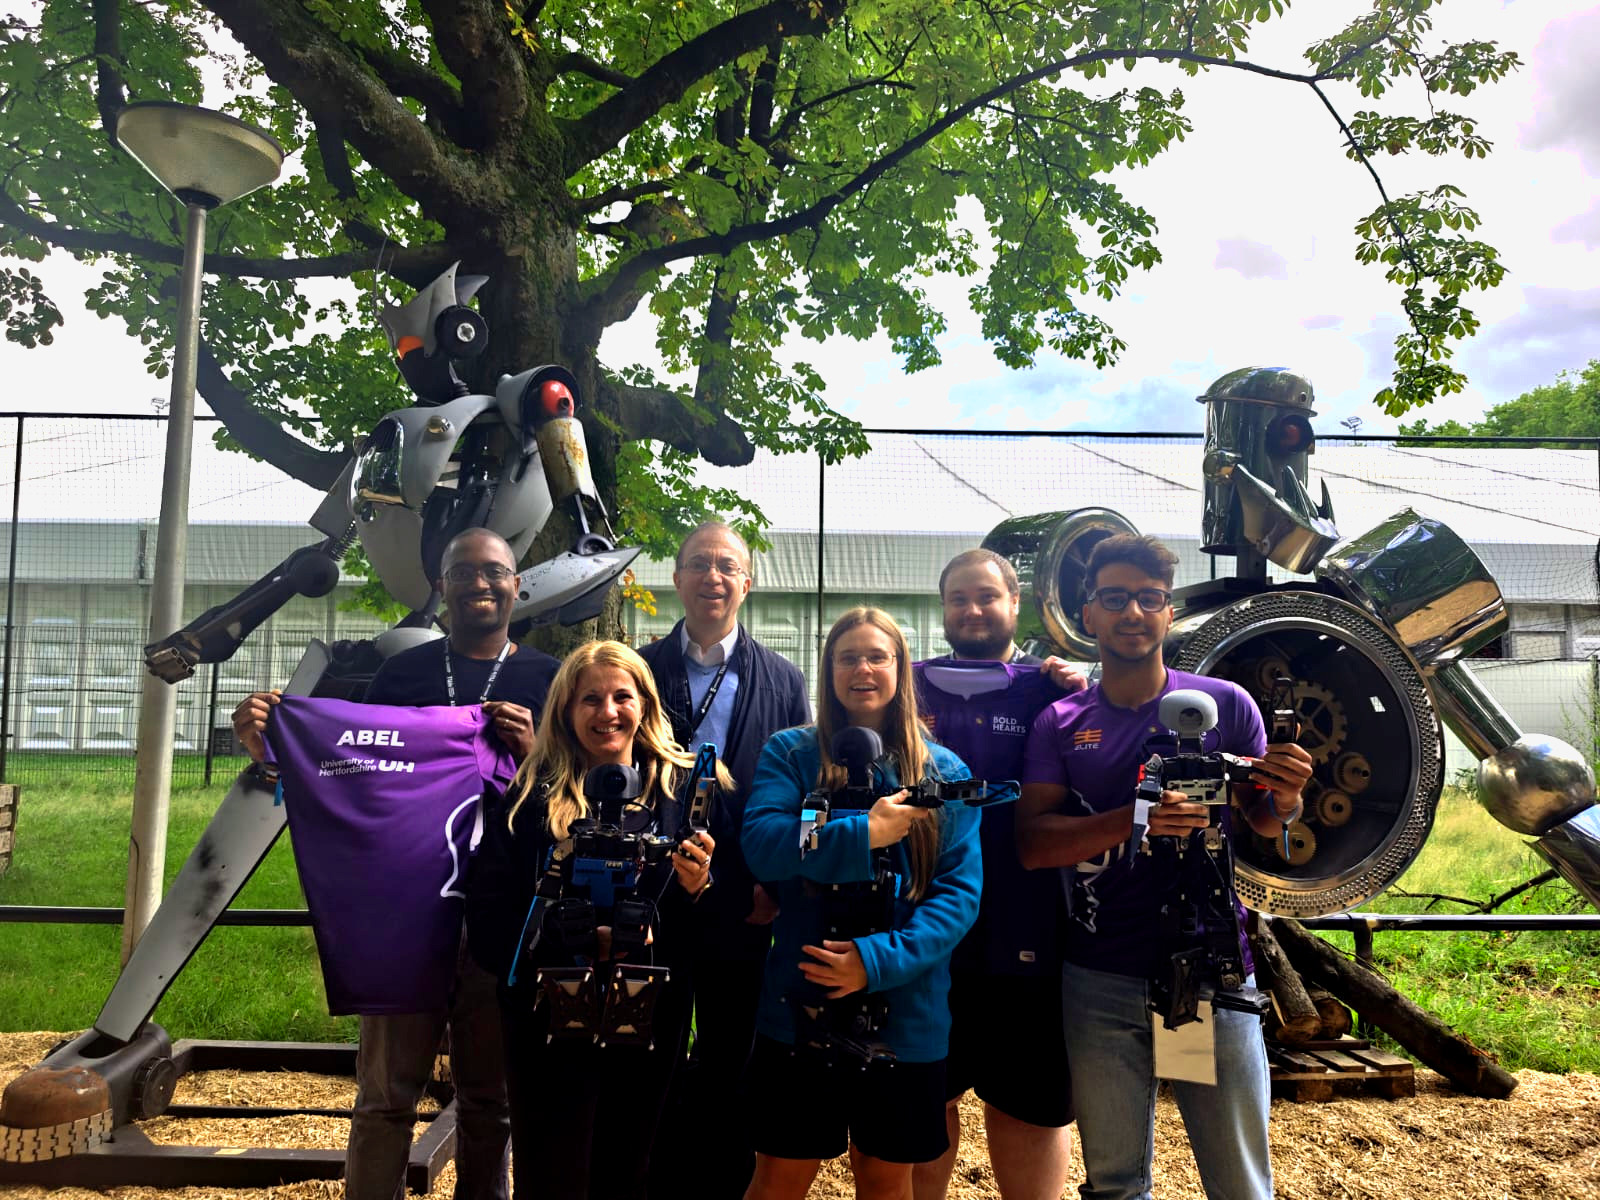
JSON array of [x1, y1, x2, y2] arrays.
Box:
[[23, 265, 642, 1130], [984, 366, 1600, 919]]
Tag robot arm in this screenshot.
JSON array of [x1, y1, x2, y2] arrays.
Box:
[[143, 534, 350, 682]]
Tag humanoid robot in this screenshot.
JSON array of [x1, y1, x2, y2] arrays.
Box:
[[985, 365, 1600, 919], [6, 263, 643, 1139]]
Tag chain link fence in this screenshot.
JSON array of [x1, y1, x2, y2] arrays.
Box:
[[3, 413, 1598, 792]]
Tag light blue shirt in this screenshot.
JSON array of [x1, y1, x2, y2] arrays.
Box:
[[682, 624, 740, 757]]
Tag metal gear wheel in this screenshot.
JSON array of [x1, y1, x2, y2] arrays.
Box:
[[1289, 682, 1347, 765]]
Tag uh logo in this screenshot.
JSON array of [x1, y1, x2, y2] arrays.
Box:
[[333, 727, 415, 772]]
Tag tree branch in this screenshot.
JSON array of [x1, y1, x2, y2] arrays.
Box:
[[310, 114, 385, 250], [565, 0, 847, 169], [600, 374, 753, 466], [579, 43, 1372, 327], [196, 338, 349, 491], [91, 0, 125, 147], [419, 0, 528, 154], [577, 177, 678, 216], [553, 51, 633, 90], [0, 186, 454, 285], [351, 39, 465, 126], [203, 0, 499, 220]]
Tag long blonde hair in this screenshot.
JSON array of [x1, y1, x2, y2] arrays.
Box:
[[508, 641, 696, 839], [817, 607, 942, 899]]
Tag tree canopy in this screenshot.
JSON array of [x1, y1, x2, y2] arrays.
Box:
[[1399, 359, 1600, 441], [0, 0, 1517, 564]]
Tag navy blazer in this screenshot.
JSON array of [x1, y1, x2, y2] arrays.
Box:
[[638, 621, 811, 957]]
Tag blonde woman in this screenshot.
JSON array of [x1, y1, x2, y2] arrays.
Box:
[[741, 609, 982, 1200], [466, 640, 718, 1200]]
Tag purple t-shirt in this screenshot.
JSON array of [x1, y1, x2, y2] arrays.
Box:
[[264, 696, 517, 1015], [914, 657, 1063, 976], [1021, 670, 1266, 979]]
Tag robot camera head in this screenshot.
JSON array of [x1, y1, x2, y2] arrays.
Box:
[[1159, 689, 1219, 740]]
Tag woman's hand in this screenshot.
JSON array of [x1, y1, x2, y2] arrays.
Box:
[[866, 789, 934, 848], [799, 939, 869, 999], [671, 829, 716, 895]]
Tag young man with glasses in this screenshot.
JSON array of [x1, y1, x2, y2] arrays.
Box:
[[914, 549, 1084, 1200], [638, 520, 810, 1200], [1014, 534, 1311, 1200], [232, 527, 558, 1200]]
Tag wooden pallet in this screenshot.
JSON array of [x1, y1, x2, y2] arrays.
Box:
[[1267, 1035, 1415, 1102]]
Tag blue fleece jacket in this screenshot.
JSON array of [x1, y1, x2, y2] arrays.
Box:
[[742, 726, 981, 1062]]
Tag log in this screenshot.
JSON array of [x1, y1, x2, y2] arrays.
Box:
[[1274, 918, 1518, 1099], [1249, 917, 1321, 1044], [1306, 987, 1353, 1039]]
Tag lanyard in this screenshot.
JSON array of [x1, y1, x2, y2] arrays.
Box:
[[688, 654, 731, 739], [444, 639, 511, 706]]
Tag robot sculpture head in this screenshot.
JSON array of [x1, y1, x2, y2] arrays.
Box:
[[1198, 366, 1338, 575], [378, 262, 491, 405]]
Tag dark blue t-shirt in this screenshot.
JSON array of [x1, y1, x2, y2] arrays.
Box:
[[1021, 670, 1266, 979], [914, 656, 1063, 977]]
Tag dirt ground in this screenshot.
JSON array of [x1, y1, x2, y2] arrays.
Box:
[[2, 1030, 1596, 1199]]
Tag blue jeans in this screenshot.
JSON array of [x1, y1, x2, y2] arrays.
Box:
[[1061, 962, 1272, 1200]]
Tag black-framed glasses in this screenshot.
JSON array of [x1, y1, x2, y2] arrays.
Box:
[[444, 563, 515, 584], [681, 556, 748, 578], [1088, 587, 1171, 613]]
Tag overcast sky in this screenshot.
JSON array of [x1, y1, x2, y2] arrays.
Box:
[[4, 0, 1596, 439]]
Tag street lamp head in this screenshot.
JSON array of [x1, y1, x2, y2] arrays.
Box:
[[116, 101, 284, 209]]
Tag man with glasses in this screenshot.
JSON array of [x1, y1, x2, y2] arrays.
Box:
[[639, 520, 810, 1200], [1015, 534, 1311, 1200], [232, 527, 558, 1200], [914, 549, 1084, 1200]]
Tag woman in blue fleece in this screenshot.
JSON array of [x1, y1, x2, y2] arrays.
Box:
[[742, 607, 981, 1199]]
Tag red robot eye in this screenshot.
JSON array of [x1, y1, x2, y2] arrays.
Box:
[[540, 381, 575, 417]]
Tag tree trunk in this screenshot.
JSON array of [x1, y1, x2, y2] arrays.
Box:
[[1274, 918, 1518, 1099], [1249, 917, 1321, 1044]]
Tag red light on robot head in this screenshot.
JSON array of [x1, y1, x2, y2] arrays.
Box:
[[540, 380, 575, 417]]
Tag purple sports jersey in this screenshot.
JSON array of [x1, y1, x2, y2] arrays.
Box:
[[915, 657, 1063, 976], [1021, 670, 1266, 979], [264, 697, 517, 1015]]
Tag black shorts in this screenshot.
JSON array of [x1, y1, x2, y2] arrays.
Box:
[[744, 1036, 950, 1165], [943, 971, 1073, 1128]]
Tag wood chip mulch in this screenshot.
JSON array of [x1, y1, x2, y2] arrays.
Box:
[[2, 1031, 1595, 1198]]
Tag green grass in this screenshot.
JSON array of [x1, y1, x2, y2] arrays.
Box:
[[1311, 788, 1600, 1074], [0, 778, 357, 1044], [1, 782, 1595, 1071]]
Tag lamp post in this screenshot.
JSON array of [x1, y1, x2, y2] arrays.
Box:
[[116, 102, 283, 963]]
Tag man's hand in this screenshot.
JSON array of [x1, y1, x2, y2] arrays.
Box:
[[483, 700, 535, 761], [231, 690, 280, 763], [866, 789, 935, 848], [798, 939, 868, 999], [1039, 655, 1089, 694], [1250, 742, 1315, 818], [1146, 789, 1209, 838], [745, 883, 779, 925]]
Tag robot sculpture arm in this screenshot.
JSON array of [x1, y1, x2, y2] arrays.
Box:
[[143, 261, 639, 683]]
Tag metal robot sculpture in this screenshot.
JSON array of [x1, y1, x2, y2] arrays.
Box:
[[3, 264, 642, 1151], [984, 366, 1600, 920]]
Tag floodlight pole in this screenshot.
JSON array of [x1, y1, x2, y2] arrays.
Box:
[[122, 198, 209, 964]]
